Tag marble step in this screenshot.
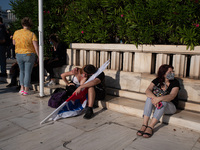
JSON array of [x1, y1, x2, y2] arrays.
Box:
[[1, 76, 200, 113], [1, 76, 200, 133], [99, 95, 200, 133], [106, 88, 200, 113], [58, 80, 200, 113]]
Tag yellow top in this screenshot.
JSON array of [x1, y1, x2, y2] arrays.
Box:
[[13, 29, 38, 54]]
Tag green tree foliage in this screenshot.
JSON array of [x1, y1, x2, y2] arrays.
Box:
[[9, 0, 71, 57], [9, 0, 200, 50]]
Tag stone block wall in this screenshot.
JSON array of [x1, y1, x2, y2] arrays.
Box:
[[62, 43, 200, 103]]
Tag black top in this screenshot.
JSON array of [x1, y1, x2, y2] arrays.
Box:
[[95, 72, 105, 90], [52, 42, 67, 65], [152, 77, 180, 107]]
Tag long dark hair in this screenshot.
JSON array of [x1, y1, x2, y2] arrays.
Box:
[[157, 64, 174, 86]]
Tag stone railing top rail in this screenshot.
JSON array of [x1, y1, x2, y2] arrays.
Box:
[[70, 43, 200, 54]]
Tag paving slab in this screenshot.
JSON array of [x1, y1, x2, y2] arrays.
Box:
[[113, 116, 200, 150], [66, 123, 135, 150], [0, 82, 200, 150], [0, 120, 27, 142], [59, 108, 125, 132], [0, 122, 84, 150], [101, 95, 200, 132]]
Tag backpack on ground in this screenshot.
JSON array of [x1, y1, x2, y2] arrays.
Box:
[[48, 89, 68, 108], [48, 85, 78, 108], [52, 87, 66, 95]]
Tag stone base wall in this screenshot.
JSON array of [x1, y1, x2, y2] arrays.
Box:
[[55, 66, 200, 103], [104, 69, 200, 102], [57, 43, 200, 104]]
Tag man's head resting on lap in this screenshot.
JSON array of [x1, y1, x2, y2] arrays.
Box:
[[82, 64, 97, 78]]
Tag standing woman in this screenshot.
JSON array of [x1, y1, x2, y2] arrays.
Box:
[[13, 17, 39, 96], [137, 64, 180, 138]]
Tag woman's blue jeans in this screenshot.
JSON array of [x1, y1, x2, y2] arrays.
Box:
[[16, 53, 35, 87], [143, 97, 176, 121]]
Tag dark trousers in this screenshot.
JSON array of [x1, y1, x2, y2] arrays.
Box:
[[0, 45, 6, 74], [44, 59, 64, 79], [11, 68, 19, 85], [7, 44, 15, 58]]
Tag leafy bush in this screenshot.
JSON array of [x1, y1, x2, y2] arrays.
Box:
[[10, 0, 71, 57], [10, 0, 200, 50]]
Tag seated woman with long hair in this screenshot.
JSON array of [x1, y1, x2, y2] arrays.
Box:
[[137, 64, 180, 138], [61, 67, 87, 92]]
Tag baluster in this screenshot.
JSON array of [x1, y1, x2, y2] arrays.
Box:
[[100, 51, 105, 67], [80, 50, 84, 66], [173, 54, 186, 77], [89, 50, 94, 64], [190, 55, 200, 79], [111, 51, 117, 70], [73, 49, 77, 66], [111, 51, 120, 70], [155, 54, 169, 73], [66, 48, 73, 65], [83, 50, 87, 65], [123, 52, 133, 72], [134, 52, 152, 73]]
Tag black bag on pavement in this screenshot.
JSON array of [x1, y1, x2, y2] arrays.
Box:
[[48, 86, 77, 108], [48, 89, 68, 108]]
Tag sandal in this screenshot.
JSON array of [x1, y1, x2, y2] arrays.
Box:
[[143, 126, 153, 138], [137, 125, 147, 136]]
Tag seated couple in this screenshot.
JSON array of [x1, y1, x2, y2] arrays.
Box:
[[61, 64, 106, 119], [137, 64, 180, 138]]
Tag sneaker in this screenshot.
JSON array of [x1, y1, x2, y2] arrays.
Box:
[[45, 75, 50, 81], [23, 91, 28, 96], [19, 90, 24, 95], [45, 80, 56, 87], [83, 107, 94, 119]]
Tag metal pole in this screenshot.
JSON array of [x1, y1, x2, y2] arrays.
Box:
[[38, 0, 44, 97]]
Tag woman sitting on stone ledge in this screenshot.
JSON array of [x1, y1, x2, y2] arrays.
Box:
[[61, 67, 87, 90], [44, 34, 67, 86], [137, 64, 180, 138]]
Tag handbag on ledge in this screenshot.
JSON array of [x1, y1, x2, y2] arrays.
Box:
[[152, 83, 168, 109]]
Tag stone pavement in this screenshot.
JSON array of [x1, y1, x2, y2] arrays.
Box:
[[0, 82, 200, 150]]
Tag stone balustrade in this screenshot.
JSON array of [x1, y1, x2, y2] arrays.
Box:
[[67, 43, 200, 79], [63, 43, 200, 104]]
